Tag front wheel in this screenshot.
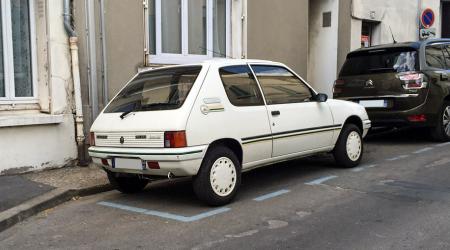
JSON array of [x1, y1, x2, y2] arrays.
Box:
[[107, 171, 149, 194], [333, 124, 363, 168], [193, 146, 241, 206], [431, 102, 450, 142]]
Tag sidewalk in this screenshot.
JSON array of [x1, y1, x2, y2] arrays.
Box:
[[0, 164, 112, 232]]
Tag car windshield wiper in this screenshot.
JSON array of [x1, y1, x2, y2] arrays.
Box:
[[120, 103, 140, 119]]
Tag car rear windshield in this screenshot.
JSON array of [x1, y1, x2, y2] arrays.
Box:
[[104, 66, 202, 113], [340, 48, 419, 76]]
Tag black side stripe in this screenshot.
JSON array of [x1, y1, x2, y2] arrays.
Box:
[[242, 124, 342, 144]]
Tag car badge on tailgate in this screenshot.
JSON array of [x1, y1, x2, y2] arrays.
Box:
[[119, 136, 125, 144], [365, 79, 374, 88]]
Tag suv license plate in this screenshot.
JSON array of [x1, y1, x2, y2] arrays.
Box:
[[359, 100, 387, 108]]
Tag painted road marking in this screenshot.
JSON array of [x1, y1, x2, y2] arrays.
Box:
[[305, 175, 338, 185], [386, 155, 410, 161], [351, 164, 377, 172], [436, 142, 450, 147], [98, 201, 230, 222], [413, 147, 434, 154], [253, 189, 291, 201]]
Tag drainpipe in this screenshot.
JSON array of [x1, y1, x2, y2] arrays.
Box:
[[64, 0, 88, 166]]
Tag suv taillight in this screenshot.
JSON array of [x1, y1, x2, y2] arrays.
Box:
[[164, 131, 187, 148], [397, 72, 427, 90], [90, 132, 95, 146], [333, 80, 345, 94]]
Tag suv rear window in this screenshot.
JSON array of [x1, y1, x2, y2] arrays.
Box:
[[104, 66, 202, 113], [340, 49, 419, 76]]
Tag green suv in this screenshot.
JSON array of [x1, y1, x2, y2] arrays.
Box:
[[334, 39, 450, 141]]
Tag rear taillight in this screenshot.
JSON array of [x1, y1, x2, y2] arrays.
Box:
[[90, 132, 95, 146], [164, 131, 187, 148], [408, 114, 427, 122], [397, 72, 427, 90], [333, 80, 345, 94]]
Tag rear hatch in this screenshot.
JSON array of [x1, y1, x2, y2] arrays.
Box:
[[334, 47, 429, 111], [90, 65, 205, 148]]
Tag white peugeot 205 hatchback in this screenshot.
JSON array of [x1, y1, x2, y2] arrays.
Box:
[[89, 60, 371, 205]]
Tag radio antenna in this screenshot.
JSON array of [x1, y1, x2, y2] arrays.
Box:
[[389, 26, 397, 44]]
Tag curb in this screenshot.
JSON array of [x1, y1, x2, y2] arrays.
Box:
[[0, 184, 113, 233]]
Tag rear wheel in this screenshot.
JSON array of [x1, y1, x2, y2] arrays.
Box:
[[107, 171, 149, 194], [431, 102, 450, 142], [333, 124, 363, 168], [193, 146, 241, 206]]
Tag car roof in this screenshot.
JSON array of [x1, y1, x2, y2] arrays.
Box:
[[347, 38, 450, 57]]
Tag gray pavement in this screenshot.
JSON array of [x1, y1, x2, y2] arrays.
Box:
[[1, 129, 450, 249], [0, 175, 53, 213]]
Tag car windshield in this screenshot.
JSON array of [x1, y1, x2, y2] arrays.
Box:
[[340, 49, 419, 76], [104, 66, 202, 113]]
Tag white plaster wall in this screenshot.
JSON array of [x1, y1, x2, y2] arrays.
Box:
[[308, 0, 339, 96], [351, 0, 442, 51], [0, 115, 77, 174], [0, 0, 77, 174]]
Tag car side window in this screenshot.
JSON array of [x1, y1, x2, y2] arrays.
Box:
[[219, 65, 265, 106], [426, 45, 446, 69], [251, 65, 313, 105]]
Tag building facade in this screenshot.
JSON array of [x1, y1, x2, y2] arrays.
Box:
[[309, 0, 448, 96], [0, 0, 79, 174], [0, 0, 448, 174]]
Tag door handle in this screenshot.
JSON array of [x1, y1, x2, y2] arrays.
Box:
[[271, 110, 281, 116]]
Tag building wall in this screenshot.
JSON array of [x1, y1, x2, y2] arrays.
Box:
[[247, 0, 309, 78], [0, 0, 77, 174], [308, 0, 339, 96], [74, 0, 144, 131], [350, 0, 442, 51]]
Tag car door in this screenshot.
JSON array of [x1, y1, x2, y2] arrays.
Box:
[[250, 64, 335, 158], [218, 65, 273, 165]]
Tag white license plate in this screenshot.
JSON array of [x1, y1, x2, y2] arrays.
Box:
[[112, 158, 143, 170], [359, 100, 387, 108]]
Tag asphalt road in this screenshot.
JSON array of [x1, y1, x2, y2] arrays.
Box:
[[1, 129, 450, 250]]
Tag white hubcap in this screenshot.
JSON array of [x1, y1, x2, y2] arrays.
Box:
[[346, 131, 362, 161], [443, 106, 450, 137], [210, 157, 237, 197]]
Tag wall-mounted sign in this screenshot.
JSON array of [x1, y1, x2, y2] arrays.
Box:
[[421, 8, 435, 28], [420, 28, 437, 39]]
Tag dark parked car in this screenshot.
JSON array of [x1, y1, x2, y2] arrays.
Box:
[[334, 39, 450, 141]]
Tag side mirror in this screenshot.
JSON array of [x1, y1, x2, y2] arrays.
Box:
[[315, 93, 328, 102]]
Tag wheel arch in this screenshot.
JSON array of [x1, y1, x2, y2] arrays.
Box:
[[204, 138, 243, 164], [343, 115, 363, 132]]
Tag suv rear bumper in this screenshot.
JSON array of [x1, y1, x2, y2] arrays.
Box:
[[367, 105, 437, 128], [88, 145, 207, 177]]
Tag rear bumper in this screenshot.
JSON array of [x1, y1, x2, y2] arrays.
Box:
[[88, 145, 207, 177], [367, 106, 437, 128]]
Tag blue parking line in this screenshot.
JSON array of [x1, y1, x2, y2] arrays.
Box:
[[386, 155, 410, 161], [305, 175, 338, 185], [436, 142, 450, 147], [413, 147, 433, 154], [351, 164, 377, 172], [98, 201, 230, 222], [253, 189, 291, 201]]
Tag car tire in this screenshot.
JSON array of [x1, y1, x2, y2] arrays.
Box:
[[193, 146, 241, 206], [107, 171, 149, 194], [431, 101, 450, 142], [333, 124, 363, 168]]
